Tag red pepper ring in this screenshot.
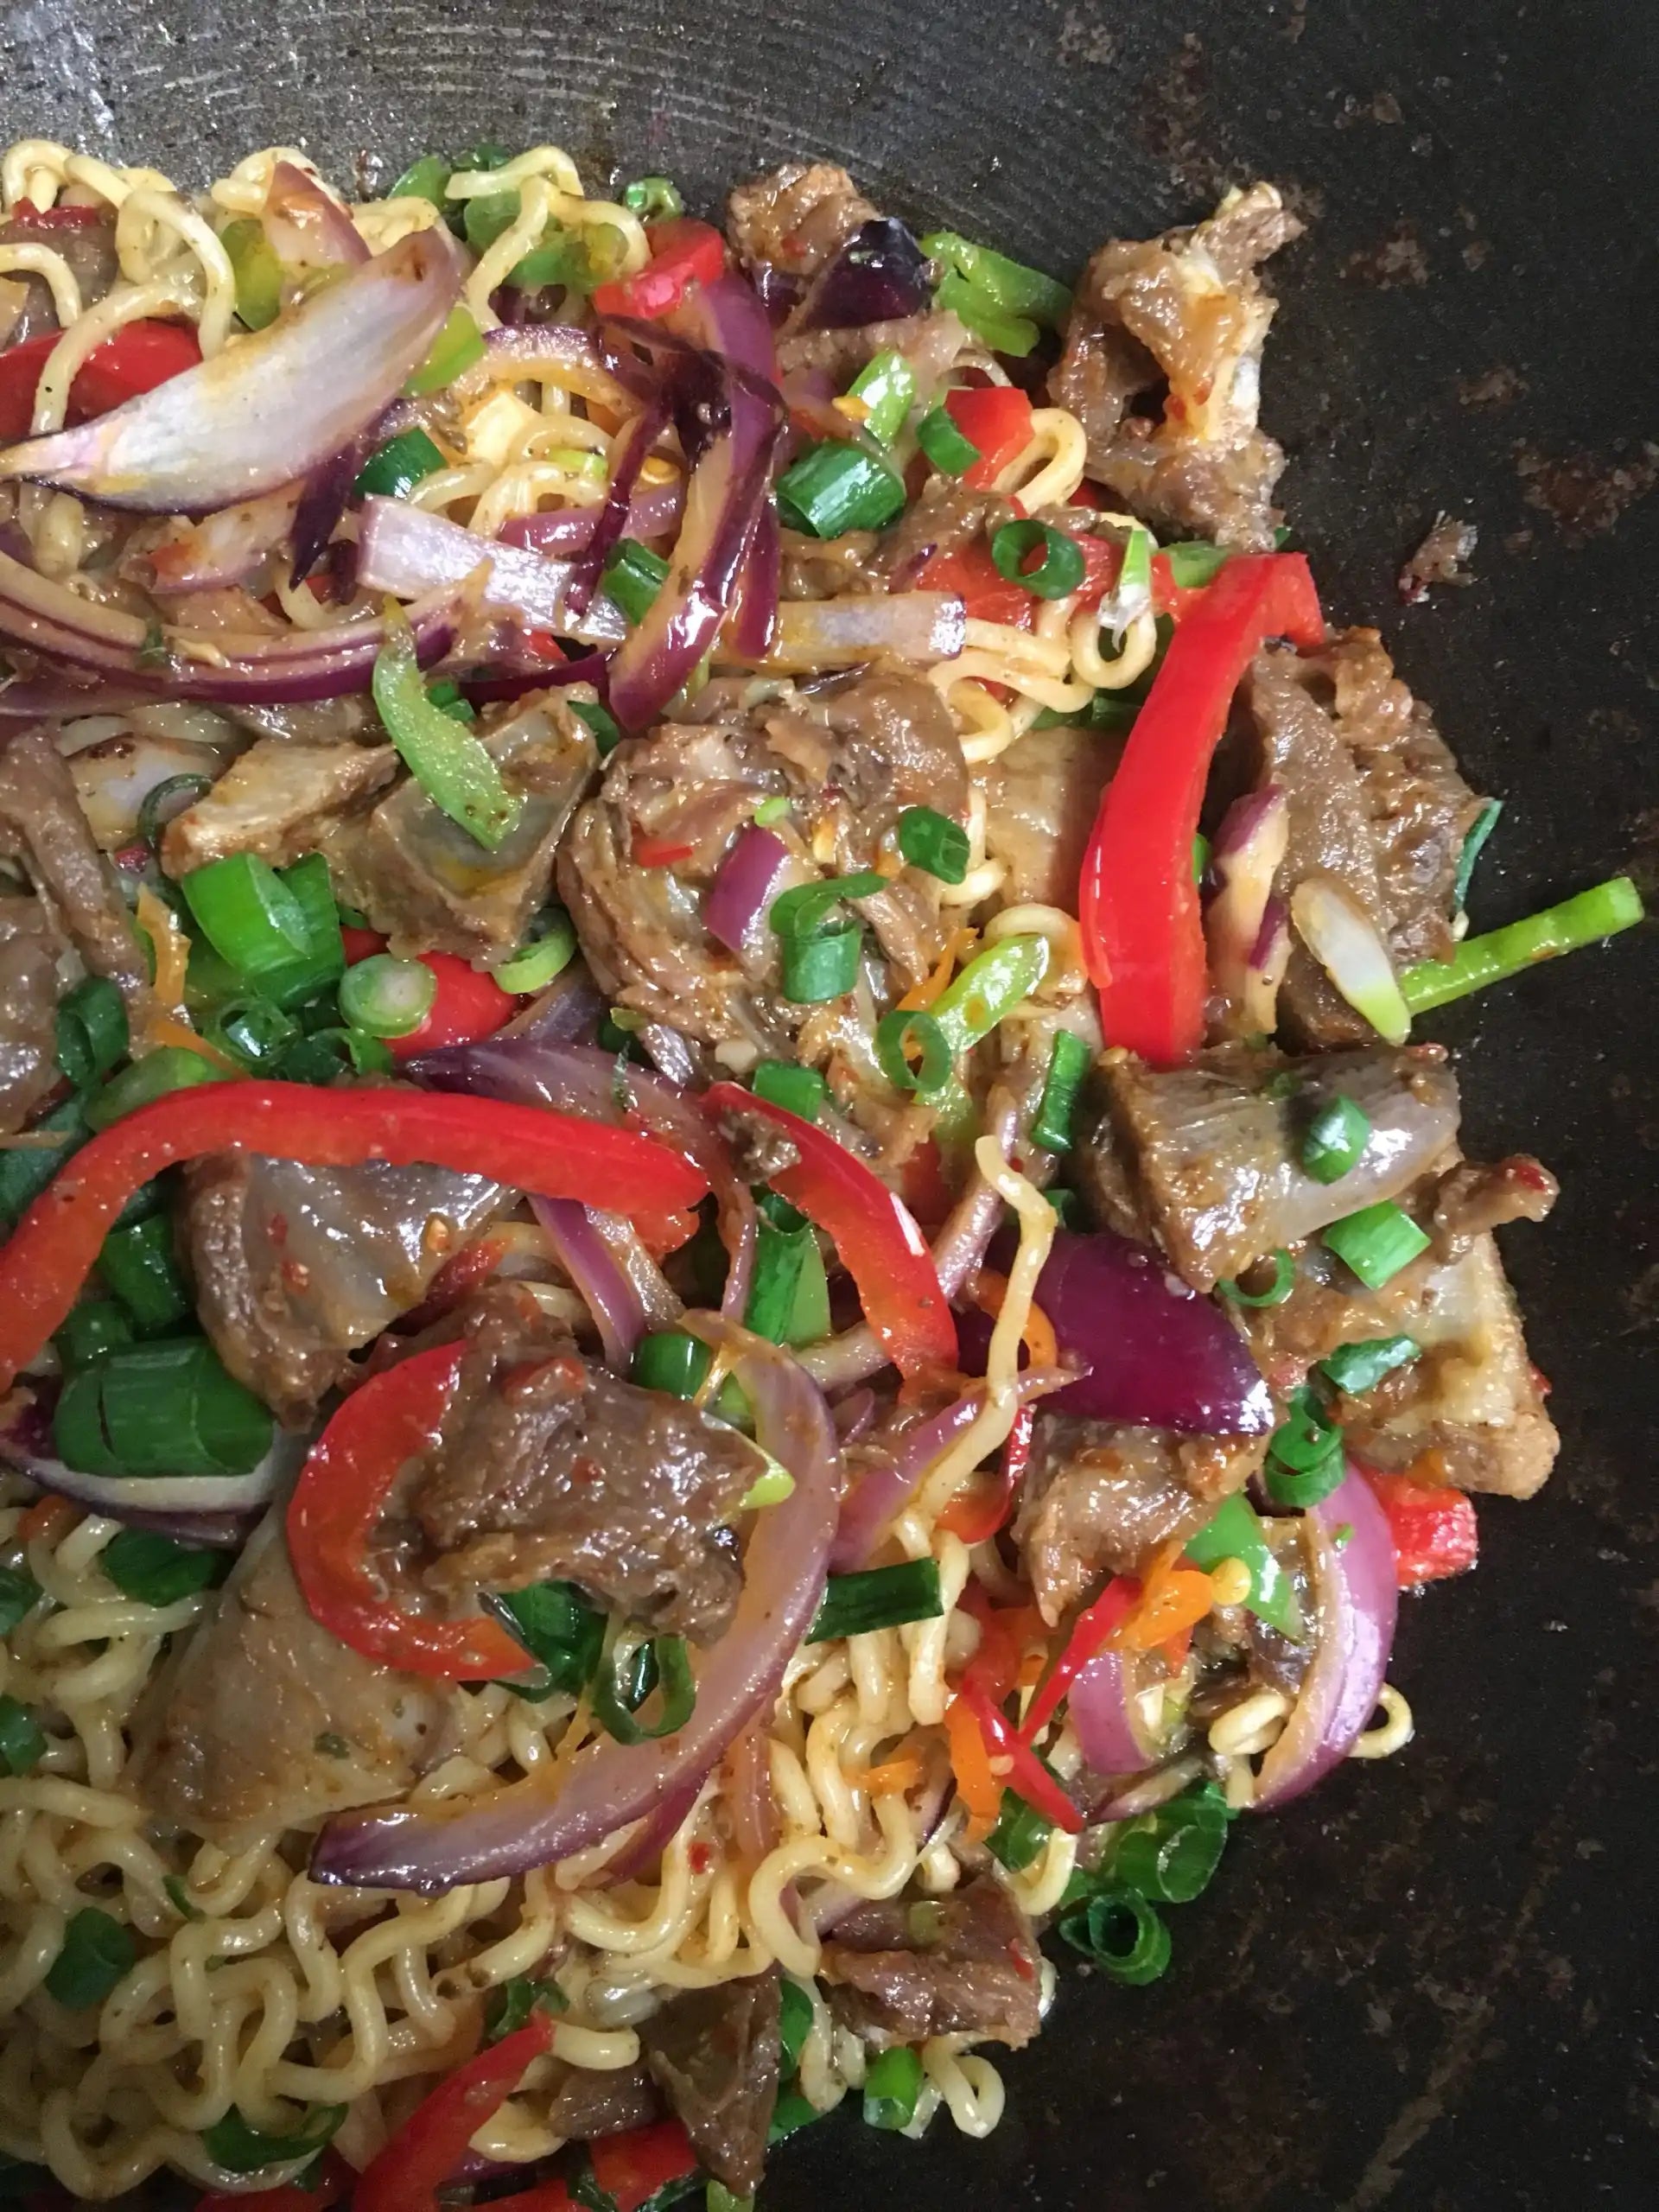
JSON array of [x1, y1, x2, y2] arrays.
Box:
[[0, 1081, 709, 1391], [353, 2015, 555, 2212], [701, 1080, 957, 1382], [1078, 552, 1324, 1066], [287, 1343, 530, 1680], [1017, 1572, 1141, 1746]]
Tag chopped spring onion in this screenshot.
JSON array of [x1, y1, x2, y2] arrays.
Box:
[[861, 2044, 925, 2132], [921, 231, 1072, 328], [1185, 1493, 1302, 1640], [751, 1060, 827, 1122], [101, 1529, 223, 1608], [353, 426, 446, 502], [569, 696, 624, 757], [808, 1559, 944, 1643], [746, 1214, 831, 1350], [424, 677, 475, 722], [1058, 1886, 1171, 1983], [1322, 1198, 1431, 1290], [99, 1213, 190, 1333], [846, 349, 918, 445], [779, 1977, 814, 2073], [389, 152, 450, 206], [936, 270, 1039, 354], [339, 953, 438, 1038], [181, 849, 345, 1010], [493, 909, 577, 994], [55, 976, 128, 1094], [45, 1908, 135, 2010], [1450, 798, 1504, 912], [776, 442, 906, 537], [404, 302, 486, 396], [54, 1338, 274, 1479], [1031, 1027, 1090, 1153], [136, 772, 213, 848], [54, 1300, 134, 1371], [897, 804, 969, 885], [622, 175, 683, 219], [372, 619, 522, 850], [0, 1694, 46, 1777], [753, 793, 791, 827], [1192, 832, 1211, 886], [601, 537, 671, 624], [1301, 1093, 1371, 1184], [1400, 874, 1644, 1014], [1319, 1334, 1421, 1395], [199, 2104, 346, 2176], [0, 1569, 40, 1637], [591, 1632, 696, 1745], [1161, 541, 1230, 588], [931, 933, 1050, 1058], [990, 518, 1086, 600], [219, 216, 282, 330], [488, 1580, 606, 1703], [986, 1789, 1055, 1873], [484, 1975, 567, 2044], [629, 1331, 751, 1428], [1106, 1783, 1231, 1904], [277, 1025, 394, 1084], [1262, 1383, 1345, 1508], [771, 871, 885, 1006], [1215, 1249, 1295, 1306], [769, 2088, 821, 2145], [874, 1007, 954, 1099], [0, 1096, 86, 1230], [915, 403, 981, 475], [205, 995, 300, 1071], [84, 1047, 226, 1134]]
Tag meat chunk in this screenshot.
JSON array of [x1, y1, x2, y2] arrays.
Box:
[[0, 723, 152, 1023], [775, 306, 974, 399], [182, 1154, 507, 1424], [128, 1515, 463, 1849], [1049, 181, 1302, 549], [321, 691, 596, 965], [410, 1294, 760, 1642], [639, 1971, 780, 2196], [1015, 1413, 1265, 1622], [983, 722, 1123, 907], [546, 2063, 661, 2140], [0, 895, 65, 1134], [0, 206, 118, 345], [872, 474, 1014, 592], [161, 738, 397, 874], [1095, 1042, 1461, 1291], [1430, 1154, 1558, 1260], [1242, 632, 1489, 1046], [822, 1875, 1042, 2049], [727, 162, 880, 278]]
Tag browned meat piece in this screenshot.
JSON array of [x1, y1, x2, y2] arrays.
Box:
[[0, 895, 65, 1135], [639, 1971, 780, 2196], [1014, 1413, 1266, 1622], [547, 2063, 661, 2139], [321, 690, 596, 966], [0, 206, 118, 345], [1398, 512, 1478, 602], [0, 724, 152, 1023], [775, 306, 974, 397], [1096, 1041, 1461, 1291], [1049, 181, 1302, 549], [128, 1515, 463, 1849], [1430, 1154, 1558, 1260], [1242, 632, 1488, 1046], [161, 738, 397, 874], [823, 1875, 1043, 2049], [727, 162, 880, 278], [983, 722, 1122, 906], [410, 1292, 760, 1642], [781, 527, 887, 601], [182, 1154, 507, 1424]]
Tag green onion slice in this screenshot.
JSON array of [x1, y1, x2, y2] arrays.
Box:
[[1263, 1384, 1346, 1508], [1215, 1249, 1295, 1306], [808, 1559, 943, 1643], [1031, 1027, 1090, 1154], [1451, 798, 1503, 912], [219, 216, 283, 330], [45, 1907, 136, 2010], [54, 1300, 134, 1371], [353, 426, 446, 502], [98, 1213, 190, 1334], [920, 232, 1071, 326], [569, 696, 623, 756], [0, 1567, 41, 1636], [136, 772, 213, 848], [861, 2044, 925, 2131], [751, 1060, 826, 1121], [1300, 1093, 1371, 1185], [990, 518, 1086, 600], [54, 1338, 274, 1479], [205, 995, 300, 1071], [622, 175, 683, 219], [101, 1529, 223, 1608], [874, 1008, 954, 1101], [1160, 541, 1230, 588], [1058, 1886, 1172, 1983], [776, 442, 906, 537], [591, 1633, 696, 1744], [601, 537, 671, 625], [484, 1974, 567, 2043], [199, 2104, 347, 2176], [1401, 874, 1643, 1014], [916, 403, 981, 476], [1321, 1199, 1431, 1290], [55, 976, 128, 1093], [896, 804, 969, 885], [488, 1580, 606, 1703], [1319, 1334, 1421, 1395], [84, 1047, 226, 1134], [846, 349, 917, 445], [338, 953, 437, 1039], [931, 934, 1049, 1057], [494, 909, 577, 995], [0, 1694, 47, 1777]]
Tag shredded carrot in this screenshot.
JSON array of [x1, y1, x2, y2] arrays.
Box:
[[17, 1493, 77, 1546], [850, 1752, 925, 1797], [135, 883, 190, 1016], [142, 1013, 244, 1076], [968, 1267, 1058, 1372], [1115, 1535, 1216, 1652], [897, 928, 976, 1013], [944, 1696, 1001, 1837]]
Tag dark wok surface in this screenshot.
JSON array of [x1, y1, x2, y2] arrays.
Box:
[[7, 1, 1657, 2204]]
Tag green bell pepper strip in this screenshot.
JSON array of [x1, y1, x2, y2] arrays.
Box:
[[1184, 1491, 1303, 1640], [371, 615, 522, 849], [930, 935, 1050, 1058]]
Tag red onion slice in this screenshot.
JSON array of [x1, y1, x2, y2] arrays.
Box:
[[531, 1196, 676, 1370], [356, 496, 626, 647], [0, 1424, 307, 1548], [760, 594, 966, 671], [1253, 1463, 1399, 1810], [597, 1770, 710, 1886], [309, 1315, 839, 1893], [1069, 1644, 1164, 1778], [500, 479, 684, 556], [727, 496, 781, 660], [704, 823, 788, 954], [0, 229, 461, 512], [261, 160, 370, 270]]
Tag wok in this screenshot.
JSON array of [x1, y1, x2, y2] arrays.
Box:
[[5, 1, 1657, 2203]]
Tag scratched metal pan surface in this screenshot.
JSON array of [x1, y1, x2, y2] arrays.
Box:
[[4, 0, 1657, 2204]]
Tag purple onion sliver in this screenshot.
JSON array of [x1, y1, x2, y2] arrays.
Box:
[[289, 436, 367, 587], [728, 496, 781, 660], [704, 823, 788, 954], [798, 218, 931, 332], [565, 392, 671, 619], [531, 1196, 651, 1370], [598, 1770, 708, 1886]]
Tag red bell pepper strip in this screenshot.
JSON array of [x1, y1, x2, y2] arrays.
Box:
[[0, 1081, 709, 1390], [353, 2016, 554, 2212], [387, 952, 515, 1061], [199, 2150, 353, 2212], [1017, 1572, 1141, 1745], [957, 1680, 1082, 1834], [0, 319, 201, 444], [288, 1343, 531, 1677], [591, 217, 726, 321], [1078, 552, 1323, 1065], [955, 1584, 1046, 1704], [1363, 1469, 1478, 1587], [589, 2119, 700, 2212], [942, 385, 1034, 490], [936, 1400, 1031, 1545], [702, 1081, 957, 1382]]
